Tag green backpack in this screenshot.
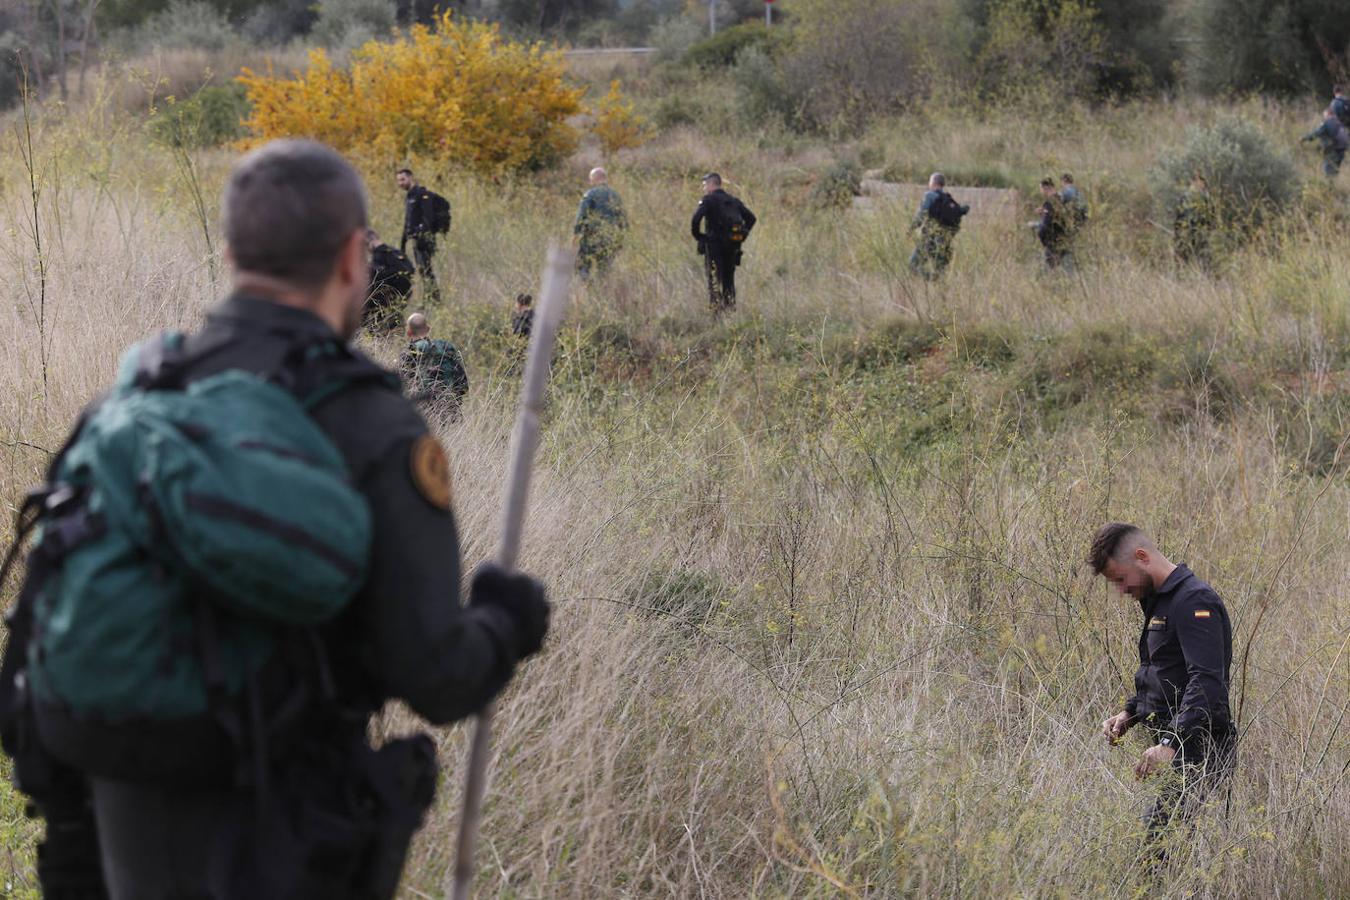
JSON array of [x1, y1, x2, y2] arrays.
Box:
[[2, 332, 378, 763], [407, 338, 469, 399]]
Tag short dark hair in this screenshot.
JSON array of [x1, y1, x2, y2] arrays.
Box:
[[1088, 522, 1143, 574], [702, 172, 722, 187], [930, 172, 946, 187], [1061, 173, 1074, 184], [1335, 84, 1345, 94], [515, 292, 532, 306], [1041, 177, 1056, 188], [396, 167, 413, 177], [223, 140, 367, 288]]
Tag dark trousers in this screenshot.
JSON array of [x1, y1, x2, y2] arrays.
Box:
[[1141, 724, 1237, 851], [410, 237, 440, 301], [704, 242, 739, 310], [1324, 148, 1345, 178], [909, 230, 954, 281], [1043, 245, 1075, 272]]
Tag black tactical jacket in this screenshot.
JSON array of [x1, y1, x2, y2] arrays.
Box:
[[1124, 565, 1233, 739], [690, 188, 756, 247], [401, 185, 438, 247], [182, 294, 518, 724]]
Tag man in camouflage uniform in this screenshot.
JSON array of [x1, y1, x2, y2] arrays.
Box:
[[400, 312, 469, 418], [573, 167, 629, 279], [908, 172, 969, 281]]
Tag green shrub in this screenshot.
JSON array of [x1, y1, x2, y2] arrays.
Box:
[[148, 83, 250, 148], [650, 15, 703, 64], [1149, 117, 1300, 248], [731, 46, 798, 128], [809, 160, 862, 209], [651, 93, 704, 129], [684, 21, 781, 69], [119, 0, 238, 52], [311, 0, 396, 50]]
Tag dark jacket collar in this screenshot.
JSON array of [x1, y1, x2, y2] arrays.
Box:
[[207, 293, 340, 340], [1140, 564, 1194, 617], [1157, 564, 1193, 595]]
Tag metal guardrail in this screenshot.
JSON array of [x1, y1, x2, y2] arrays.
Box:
[[564, 47, 658, 56]]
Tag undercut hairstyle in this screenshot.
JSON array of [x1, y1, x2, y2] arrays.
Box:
[[702, 172, 722, 187], [1088, 522, 1145, 574], [224, 140, 367, 288], [396, 167, 413, 177]]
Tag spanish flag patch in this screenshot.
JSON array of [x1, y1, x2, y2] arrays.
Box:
[[1194, 610, 1212, 619]]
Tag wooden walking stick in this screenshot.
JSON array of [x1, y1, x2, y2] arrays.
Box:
[[449, 244, 574, 900]]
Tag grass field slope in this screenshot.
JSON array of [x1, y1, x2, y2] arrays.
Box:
[[2, 48, 1350, 898]]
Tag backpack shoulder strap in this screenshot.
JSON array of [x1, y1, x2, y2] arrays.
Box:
[[280, 339, 402, 412]]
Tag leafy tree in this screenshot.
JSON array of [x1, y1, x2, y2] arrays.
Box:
[[1188, 0, 1350, 95]]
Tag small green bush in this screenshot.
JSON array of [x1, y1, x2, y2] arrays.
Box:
[[148, 83, 250, 148], [311, 0, 396, 50], [120, 0, 238, 53], [684, 22, 781, 69], [1149, 117, 1300, 246], [809, 160, 862, 209]]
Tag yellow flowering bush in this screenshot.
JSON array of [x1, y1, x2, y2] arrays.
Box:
[[238, 13, 586, 174], [591, 80, 649, 155]]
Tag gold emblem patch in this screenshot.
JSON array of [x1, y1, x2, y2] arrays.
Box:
[[1194, 610, 1211, 619], [410, 435, 453, 511]]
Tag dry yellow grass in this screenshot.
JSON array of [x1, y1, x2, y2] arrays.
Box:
[[1, 83, 1348, 898]]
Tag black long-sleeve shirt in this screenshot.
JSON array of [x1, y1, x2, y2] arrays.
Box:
[[1124, 564, 1233, 741], [690, 188, 756, 246], [186, 295, 516, 724], [401, 185, 439, 251]]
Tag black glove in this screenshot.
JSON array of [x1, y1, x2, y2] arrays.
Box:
[[469, 562, 549, 661], [696, 240, 706, 256]]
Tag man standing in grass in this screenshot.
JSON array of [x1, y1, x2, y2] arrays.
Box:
[[1174, 174, 1215, 268], [1302, 107, 1349, 178], [691, 172, 756, 311], [1032, 177, 1074, 271], [908, 172, 968, 281], [401, 311, 469, 418], [397, 167, 448, 301], [1332, 85, 1350, 129], [1090, 523, 1236, 849], [573, 167, 629, 279], [0, 140, 548, 899]]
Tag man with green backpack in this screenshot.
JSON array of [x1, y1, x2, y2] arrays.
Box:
[[0, 139, 550, 899], [400, 312, 470, 419]]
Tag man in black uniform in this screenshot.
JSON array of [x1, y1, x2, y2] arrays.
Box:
[[690, 173, 756, 311], [364, 228, 415, 331], [1090, 523, 1235, 848], [1032, 177, 1073, 271], [11, 140, 551, 898], [397, 167, 444, 302]]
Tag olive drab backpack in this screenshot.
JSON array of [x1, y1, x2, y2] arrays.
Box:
[[0, 332, 388, 781]]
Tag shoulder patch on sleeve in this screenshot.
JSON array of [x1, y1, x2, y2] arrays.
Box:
[[410, 434, 453, 511], [1194, 609, 1212, 618]]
